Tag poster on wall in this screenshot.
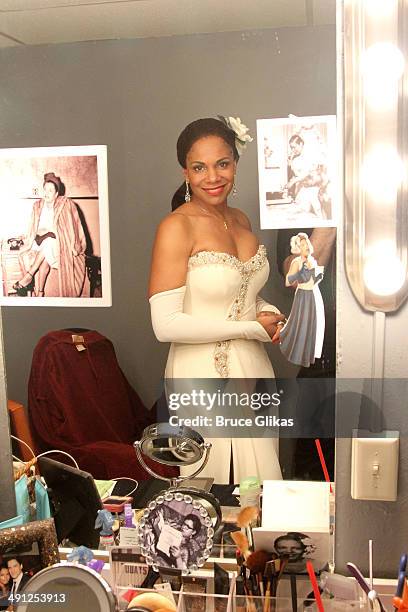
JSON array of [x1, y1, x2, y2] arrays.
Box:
[[0, 145, 111, 306], [257, 115, 337, 229]]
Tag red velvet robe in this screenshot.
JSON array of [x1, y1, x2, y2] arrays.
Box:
[[28, 330, 175, 480]]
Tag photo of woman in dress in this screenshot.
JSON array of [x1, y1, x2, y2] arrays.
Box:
[[12, 172, 86, 298], [148, 115, 285, 483], [279, 232, 325, 368]]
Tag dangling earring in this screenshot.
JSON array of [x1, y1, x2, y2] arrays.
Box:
[[185, 180, 191, 203], [232, 180, 237, 197]]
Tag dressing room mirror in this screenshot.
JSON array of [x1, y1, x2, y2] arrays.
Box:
[[0, 0, 337, 496], [16, 564, 116, 612]]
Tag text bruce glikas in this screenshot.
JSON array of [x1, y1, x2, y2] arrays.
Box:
[[166, 389, 294, 428], [167, 389, 282, 411], [168, 414, 294, 428]]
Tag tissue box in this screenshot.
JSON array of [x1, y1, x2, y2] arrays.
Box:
[[253, 480, 331, 574]]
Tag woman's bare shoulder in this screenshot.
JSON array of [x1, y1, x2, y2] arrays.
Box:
[[154, 211, 193, 248], [229, 206, 251, 230], [158, 209, 191, 227]]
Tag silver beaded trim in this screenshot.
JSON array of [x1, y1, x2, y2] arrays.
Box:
[[188, 244, 267, 273], [188, 245, 267, 377]]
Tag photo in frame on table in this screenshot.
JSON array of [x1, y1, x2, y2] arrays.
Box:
[[257, 115, 337, 229], [138, 492, 213, 572], [0, 518, 60, 608], [252, 529, 330, 575], [0, 144, 111, 306]]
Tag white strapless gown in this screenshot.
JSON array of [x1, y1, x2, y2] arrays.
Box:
[[165, 245, 282, 484]]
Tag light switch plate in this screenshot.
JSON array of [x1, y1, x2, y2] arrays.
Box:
[[351, 430, 399, 501]]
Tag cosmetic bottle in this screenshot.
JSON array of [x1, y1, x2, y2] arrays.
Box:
[[239, 477, 261, 511]]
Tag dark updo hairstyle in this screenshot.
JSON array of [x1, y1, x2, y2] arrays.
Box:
[[289, 134, 304, 147], [43, 172, 62, 195], [171, 117, 239, 211]]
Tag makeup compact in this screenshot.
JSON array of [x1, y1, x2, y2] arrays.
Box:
[[134, 424, 221, 573], [102, 496, 133, 513], [15, 562, 116, 612]]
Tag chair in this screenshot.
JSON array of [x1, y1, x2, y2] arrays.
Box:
[[27, 329, 177, 481], [8, 399, 37, 462]]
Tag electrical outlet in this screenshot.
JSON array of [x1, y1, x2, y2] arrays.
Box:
[[351, 431, 399, 501]]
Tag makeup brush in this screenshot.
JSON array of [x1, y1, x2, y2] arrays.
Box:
[[263, 560, 279, 612], [290, 574, 297, 612], [273, 557, 289, 597], [237, 506, 259, 551], [232, 531, 251, 560], [246, 550, 270, 575], [243, 580, 257, 612], [236, 549, 245, 570], [245, 550, 269, 601], [237, 506, 259, 528]]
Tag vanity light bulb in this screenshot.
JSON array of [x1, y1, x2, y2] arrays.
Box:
[[363, 246, 405, 296], [365, 0, 398, 18], [361, 43, 405, 83], [363, 80, 399, 111], [361, 146, 404, 203]]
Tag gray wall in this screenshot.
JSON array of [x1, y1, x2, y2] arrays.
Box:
[[334, 211, 408, 577], [0, 26, 335, 407]]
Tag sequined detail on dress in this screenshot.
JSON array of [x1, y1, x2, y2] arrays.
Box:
[[188, 245, 267, 378], [188, 244, 267, 273]]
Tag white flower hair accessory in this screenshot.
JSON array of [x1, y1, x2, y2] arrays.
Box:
[[302, 538, 317, 558], [217, 115, 253, 155]]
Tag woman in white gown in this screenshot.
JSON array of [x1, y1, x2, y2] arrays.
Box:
[[149, 117, 285, 483]]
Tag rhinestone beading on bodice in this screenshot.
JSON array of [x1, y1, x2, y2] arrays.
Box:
[[188, 245, 267, 377], [188, 244, 267, 274]]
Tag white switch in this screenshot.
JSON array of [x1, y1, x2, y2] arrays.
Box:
[[351, 432, 399, 501]]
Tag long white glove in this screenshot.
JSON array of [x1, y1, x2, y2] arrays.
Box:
[[256, 295, 281, 315], [150, 286, 271, 344]]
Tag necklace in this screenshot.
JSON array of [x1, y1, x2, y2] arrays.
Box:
[[196, 204, 229, 230]]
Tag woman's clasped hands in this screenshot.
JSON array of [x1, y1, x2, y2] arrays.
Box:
[[256, 311, 286, 343]]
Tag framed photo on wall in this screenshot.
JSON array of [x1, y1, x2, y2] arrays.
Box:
[[257, 115, 337, 229], [0, 144, 111, 306]]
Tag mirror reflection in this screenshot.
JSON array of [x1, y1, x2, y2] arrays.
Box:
[[0, 0, 336, 516], [16, 564, 116, 612]]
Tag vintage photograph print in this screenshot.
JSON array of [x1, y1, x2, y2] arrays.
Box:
[[0, 145, 111, 306], [257, 116, 337, 229]]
